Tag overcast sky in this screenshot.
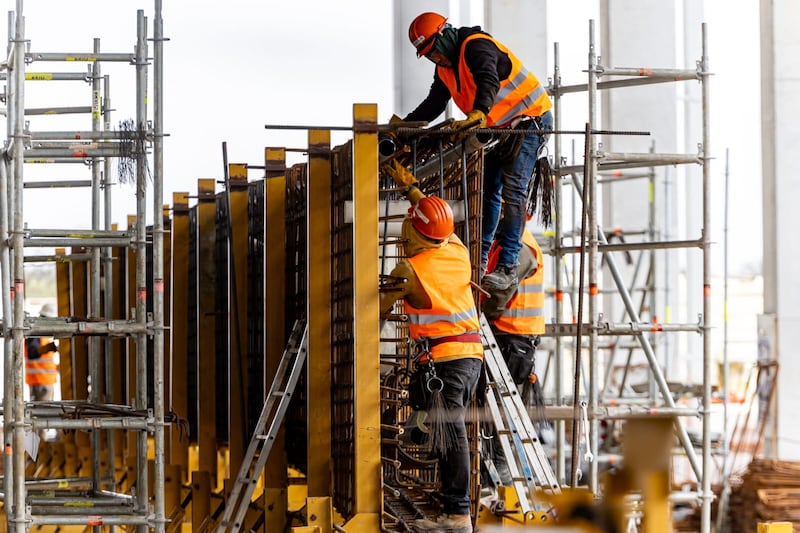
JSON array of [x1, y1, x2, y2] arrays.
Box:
[[6, 0, 760, 275]]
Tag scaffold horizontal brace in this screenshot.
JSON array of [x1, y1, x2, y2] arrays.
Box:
[[24, 318, 150, 336], [27, 52, 136, 62]]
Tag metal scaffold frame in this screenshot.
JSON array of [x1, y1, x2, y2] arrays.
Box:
[[0, 1, 167, 531], [546, 19, 713, 533]]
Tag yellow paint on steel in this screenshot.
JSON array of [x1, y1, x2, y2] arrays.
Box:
[[339, 512, 380, 532], [228, 165, 250, 478], [70, 246, 89, 404], [110, 223, 127, 467], [306, 496, 333, 533], [162, 203, 174, 468], [196, 179, 219, 480], [263, 488, 289, 533], [306, 129, 333, 497], [758, 523, 793, 533], [264, 148, 288, 507], [623, 417, 673, 533], [126, 215, 138, 468], [54, 248, 74, 402], [171, 193, 191, 479], [191, 470, 212, 530], [351, 103, 381, 516]]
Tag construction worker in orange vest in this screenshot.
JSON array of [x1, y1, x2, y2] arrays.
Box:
[[381, 160, 482, 533], [482, 224, 545, 383], [481, 221, 548, 488], [25, 303, 59, 404], [402, 11, 554, 298]]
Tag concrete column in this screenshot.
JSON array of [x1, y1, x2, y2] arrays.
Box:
[[760, 0, 800, 459], [484, 0, 548, 81], [393, 0, 449, 118]]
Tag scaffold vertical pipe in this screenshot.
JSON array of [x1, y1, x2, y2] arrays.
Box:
[[2, 9, 14, 515], [587, 20, 600, 493], [102, 66, 118, 495], [152, 1, 167, 530], [134, 10, 150, 532], [11, 2, 26, 531], [90, 39, 104, 520], [551, 41, 567, 485], [700, 22, 712, 533]]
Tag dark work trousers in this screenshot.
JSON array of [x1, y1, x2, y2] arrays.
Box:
[[434, 357, 483, 516]]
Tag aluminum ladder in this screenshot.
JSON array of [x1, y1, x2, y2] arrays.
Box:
[[215, 320, 309, 532], [479, 314, 561, 519]]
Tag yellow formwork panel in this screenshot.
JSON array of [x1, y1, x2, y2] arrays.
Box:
[[227, 164, 249, 478], [351, 103, 381, 517], [306, 130, 332, 498], [758, 523, 793, 533]]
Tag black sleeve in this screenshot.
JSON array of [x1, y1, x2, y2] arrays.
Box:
[[25, 338, 41, 359], [404, 74, 451, 123], [462, 38, 506, 115]]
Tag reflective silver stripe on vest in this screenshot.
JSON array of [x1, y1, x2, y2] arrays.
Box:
[[515, 283, 543, 294], [26, 367, 57, 375], [500, 307, 544, 318], [408, 307, 478, 325], [493, 67, 545, 126]]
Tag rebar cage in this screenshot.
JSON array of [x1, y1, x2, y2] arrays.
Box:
[[329, 130, 485, 527]]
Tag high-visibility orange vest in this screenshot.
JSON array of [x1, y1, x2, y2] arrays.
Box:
[[489, 229, 545, 335], [24, 337, 58, 386], [437, 33, 552, 127], [406, 241, 483, 361]]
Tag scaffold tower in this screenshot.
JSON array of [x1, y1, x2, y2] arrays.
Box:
[[1, 1, 167, 531]]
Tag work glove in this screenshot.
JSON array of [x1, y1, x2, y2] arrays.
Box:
[[449, 109, 486, 132], [382, 160, 418, 189]]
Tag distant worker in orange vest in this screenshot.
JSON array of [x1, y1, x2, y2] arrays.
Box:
[[25, 303, 59, 405], [381, 160, 482, 533]]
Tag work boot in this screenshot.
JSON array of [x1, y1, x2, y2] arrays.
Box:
[[413, 514, 472, 533], [479, 258, 487, 279], [481, 263, 518, 292]]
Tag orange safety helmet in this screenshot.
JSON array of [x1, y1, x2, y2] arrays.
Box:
[[409, 196, 454, 241], [408, 12, 447, 58]]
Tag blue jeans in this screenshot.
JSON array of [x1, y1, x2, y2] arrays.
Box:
[[482, 110, 553, 267], [434, 357, 482, 515]]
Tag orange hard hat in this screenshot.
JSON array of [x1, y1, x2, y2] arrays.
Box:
[[409, 196, 454, 241], [408, 12, 447, 58]]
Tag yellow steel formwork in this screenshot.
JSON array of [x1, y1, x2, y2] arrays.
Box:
[[37, 103, 498, 532]]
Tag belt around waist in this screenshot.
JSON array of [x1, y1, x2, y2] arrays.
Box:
[[428, 333, 482, 348]]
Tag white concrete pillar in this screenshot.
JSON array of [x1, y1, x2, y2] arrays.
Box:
[[484, 0, 549, 81], [760, 0, 800, 460], [393, 0, 449, 119]]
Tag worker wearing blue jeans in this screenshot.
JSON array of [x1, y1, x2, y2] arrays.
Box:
[[480, 112, 553, 287]]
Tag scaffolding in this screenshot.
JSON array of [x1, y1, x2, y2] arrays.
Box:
[[544, 19, 713, 533], [0, 1, 167, 531]]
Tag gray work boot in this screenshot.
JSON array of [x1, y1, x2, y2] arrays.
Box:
[[481, 263, 518, 292], [413, 514, 472, 533]]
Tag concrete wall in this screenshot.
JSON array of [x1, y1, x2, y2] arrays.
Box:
[[760, 0, 800, 460]]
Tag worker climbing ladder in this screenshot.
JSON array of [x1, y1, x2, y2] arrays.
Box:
[[215, 320, 309, 532], [479, 314, 561, 519]]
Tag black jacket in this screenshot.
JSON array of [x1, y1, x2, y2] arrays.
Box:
[[404, 26, 513, 123]]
